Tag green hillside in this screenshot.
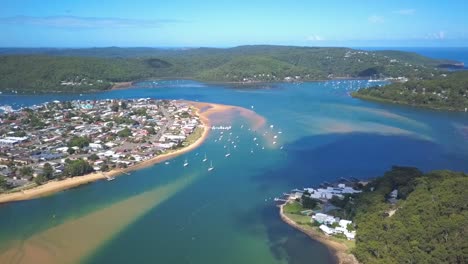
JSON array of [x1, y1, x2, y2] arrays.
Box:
[[351, 167, 467, 264], [0, 45, 460, 93], [0, 55, 156, 93]]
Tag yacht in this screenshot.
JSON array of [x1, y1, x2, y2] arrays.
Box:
[[225, 148, 231, 157], [202, 153, 207, 162], [183, 159, 189, 167], [208, 161, 214, 171]]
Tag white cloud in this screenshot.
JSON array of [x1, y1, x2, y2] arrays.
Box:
[[394, 9, 415, 15], [368, 15, 384, 24], [0, 16, 180, 28], [306, 34, 325, 41], [426, 31, 446, 40]]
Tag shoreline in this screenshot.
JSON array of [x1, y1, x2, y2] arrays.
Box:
[[0, 100, 213, 204], [109, 77, 383, 91], [351, 93, 466, 112], [111, 81, 134, 90], [279, 203, 360, 264]]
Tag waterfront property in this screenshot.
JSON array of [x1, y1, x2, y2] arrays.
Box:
[[279, 182, 361, 241], [0, 98, 202, 192]]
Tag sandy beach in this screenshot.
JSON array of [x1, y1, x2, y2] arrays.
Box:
[[279, 203, 360, 264], [0, 100, 218, 204]]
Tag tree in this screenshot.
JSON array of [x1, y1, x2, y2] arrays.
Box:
[[302, 196, 318, 210], [0, 176, 8, 190], [352, 169, 468, 264], [19, 166, 33, 177], [63, 159, 93, 177], [120, 101, 127, 109], [42, 163, 54, 179], [110, 103, 119, 112], [68, 136, 90, 148], [100, 164, 109, 172], [145, 126, 156, 135], [67, 147, 76, 155], [34, 174, 47, 185], [88, 153, 99, 161], [117, 127, 132, 138]]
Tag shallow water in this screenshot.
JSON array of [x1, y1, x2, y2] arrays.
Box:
[[1, 80, 467, 263]]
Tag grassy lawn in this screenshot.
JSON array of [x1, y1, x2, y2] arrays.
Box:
[[182, 126, 203, 147], [283, 201, 303, 214], [284, 201, 356, 251], [2, 182, 37, 194]]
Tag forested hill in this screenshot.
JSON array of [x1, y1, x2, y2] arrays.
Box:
[[353, 71, 468, 111], [0, 45, 461, 93], [339, 167, 467, 264]]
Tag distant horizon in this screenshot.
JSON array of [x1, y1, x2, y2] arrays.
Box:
[[1, 45, 467, 49]]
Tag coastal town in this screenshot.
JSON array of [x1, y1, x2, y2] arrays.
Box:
[[0, 98, 203, 193]]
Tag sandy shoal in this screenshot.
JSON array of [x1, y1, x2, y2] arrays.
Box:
[[187, 101, 266, 130]]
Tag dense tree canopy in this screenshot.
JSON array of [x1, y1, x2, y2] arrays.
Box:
[[353, 71, 468, 111], [67, 136, 91, 148], [0, 46, 457, 94], [342, 167, 468, 264], [63, 159, 93, 177]]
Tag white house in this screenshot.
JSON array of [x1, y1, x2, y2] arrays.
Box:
[[89, 143, 103, 150], [305, 184, 362, 200], [339, 219, 352, 229], [312, 213, 336, 225], [319, 225, 335, 235]]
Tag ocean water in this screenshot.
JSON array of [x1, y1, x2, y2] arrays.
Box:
[[0, 78, 467, 263]]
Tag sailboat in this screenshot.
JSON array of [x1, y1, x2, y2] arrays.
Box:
[[202, 153, 207, 162], [183, 159, 189, 167], [208, 161, 214, 171], [225, 148, 231, 157]]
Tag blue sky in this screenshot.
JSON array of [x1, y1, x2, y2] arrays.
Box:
[[0, 0, 467, 47]]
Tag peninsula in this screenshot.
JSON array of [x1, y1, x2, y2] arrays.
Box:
[[353, 71, 468, 112], [278, 166, 467, 264], [0, 98, 209, 203]]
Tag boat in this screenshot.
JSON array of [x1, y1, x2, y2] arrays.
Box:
[[225, 148, 231, 157], [208, 161, 214, 171], [202, 153, 207, 162], [106, 176, 115, 181], [165, 161, 170, 165], [183, 159, 189, 167]]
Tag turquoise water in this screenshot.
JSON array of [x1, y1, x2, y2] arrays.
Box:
[[1, 80, 468, 263]]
